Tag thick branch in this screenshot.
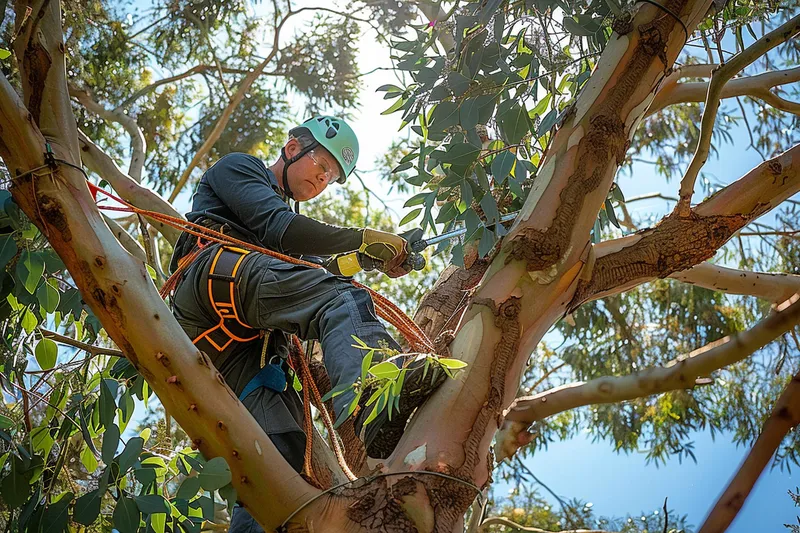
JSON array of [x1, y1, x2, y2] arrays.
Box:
[[675, 14, 800, 212], [698, 365, 800, 531], [69, 85, 147, 182], [649, 67, 800, 116], [670, 263, 800, 304], [78, 130, 183, 244], [571, 143, 800, 307], [497, 294, 800, 461]]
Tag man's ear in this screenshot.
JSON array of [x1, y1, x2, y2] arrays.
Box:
[[284, 138, 301, 158]]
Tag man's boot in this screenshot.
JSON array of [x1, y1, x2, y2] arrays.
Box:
[[355, 355, 447, 459]]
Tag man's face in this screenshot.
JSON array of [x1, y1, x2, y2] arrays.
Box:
[[284, 139, 341, 201]]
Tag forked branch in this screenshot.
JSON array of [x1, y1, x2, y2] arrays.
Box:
[[670, 262, 800, 304], [675, 14, 800, 213]]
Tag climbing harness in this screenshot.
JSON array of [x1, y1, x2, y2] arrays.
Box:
[[191, 246, 261, 354]]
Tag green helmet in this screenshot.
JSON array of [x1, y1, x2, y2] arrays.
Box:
[[290, 116, 359, 183]]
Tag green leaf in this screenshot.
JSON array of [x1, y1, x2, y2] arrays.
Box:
[[0, 414, 13, 429], [176, 476, 201, 499], [198, 457, 232, 491], [429, 101, 460, 131], [437, 143, 481, 167], [498, 104, 530, 145], [81, 443, 99, 473], [360, 350, 374, 383], [537, 108, 559, 137], [605, 199, 621, 229], [369, 361, 400, 380], [73, 489, 103, 525], [219, 483, 237, 516], [438, 358, 468, 369], [36, 281, 60, 314], [41, 491, 73, 532], [320, 382, 352, 403], [381, 98, 406, 115], [399, 208, 422, 226], [447, 72, 470, 96], [334, 391, 361, 428], [35, 338, 58, 370], [102, 423, 119, 465], [117, 436, 143, 474], [0, 235, 18, 270], [113, 496, 141, 533], [21, 249, 45, 294], [135, 494, 170, 515], [490, 151, 516, 183], [21, 307, 38, 334], [563, 16, 595, 37], [0, 49, 11, 60], [1, 457, 31, 508], [151, 513, 167, 533], [99, 379, 117, 428], [530, 94, 551, 118], [376, 84, 402, 93], [459, 97, 481, 131]]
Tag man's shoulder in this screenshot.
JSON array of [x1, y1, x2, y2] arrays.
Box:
[[212, 152, 269, 174]]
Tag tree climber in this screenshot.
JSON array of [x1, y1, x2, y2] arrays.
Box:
[[168, 116, 444, 532]]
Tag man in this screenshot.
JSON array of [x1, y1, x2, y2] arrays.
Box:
[[169, 116, 443, 532]]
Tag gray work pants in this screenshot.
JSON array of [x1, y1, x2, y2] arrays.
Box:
[[172, 245, 400, 533]]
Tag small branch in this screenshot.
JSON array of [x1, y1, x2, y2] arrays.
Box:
[[78, 130, 183, 244], [669, 263, 800, 304], [649, 67, 800, 116], [117, 64, 250, 110], [69, 85, 147, 182], [698, 365, 800, 532], [675, 14, 800, 214], [497, 294, 800, 461], [40, 328, 124, 357], [17, 374, 32, 432]]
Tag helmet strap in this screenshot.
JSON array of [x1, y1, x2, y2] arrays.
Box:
[[279, 141, 318, 202]]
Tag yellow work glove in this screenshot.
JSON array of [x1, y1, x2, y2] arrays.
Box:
[[359, 229, 409, 278]]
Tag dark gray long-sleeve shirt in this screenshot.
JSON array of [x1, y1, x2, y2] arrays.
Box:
[[184, 152, 362, 256]]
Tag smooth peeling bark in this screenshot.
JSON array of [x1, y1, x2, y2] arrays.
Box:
[[1, 3, 321, 530], [669, 263, 800, 304], [78, 130, 183, 244], [384, 2, 715, 531]]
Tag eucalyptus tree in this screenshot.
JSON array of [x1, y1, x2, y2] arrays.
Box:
[[0, 0, 799, 532]]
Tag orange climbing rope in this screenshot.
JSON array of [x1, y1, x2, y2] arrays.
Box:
[[86, 182, 434, 353]]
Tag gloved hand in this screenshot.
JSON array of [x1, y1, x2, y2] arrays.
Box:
[[359, 229, 409, 278]]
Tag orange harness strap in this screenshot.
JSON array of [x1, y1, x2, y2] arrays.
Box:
[[191, 246, 261, 354]]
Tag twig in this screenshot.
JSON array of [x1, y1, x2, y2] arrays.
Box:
[[40, 328, 123, 357]]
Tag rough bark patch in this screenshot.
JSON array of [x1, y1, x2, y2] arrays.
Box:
[[570, 212, 748, 307]]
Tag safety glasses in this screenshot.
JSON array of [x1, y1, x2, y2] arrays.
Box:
[[306, 150, 341, 184]]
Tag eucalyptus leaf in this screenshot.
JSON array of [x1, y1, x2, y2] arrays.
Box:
[[198, 457, 232, 491]]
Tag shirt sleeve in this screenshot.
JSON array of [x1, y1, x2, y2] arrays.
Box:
[[280, 215, 363, 256], [203, 153, 296, 252]]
